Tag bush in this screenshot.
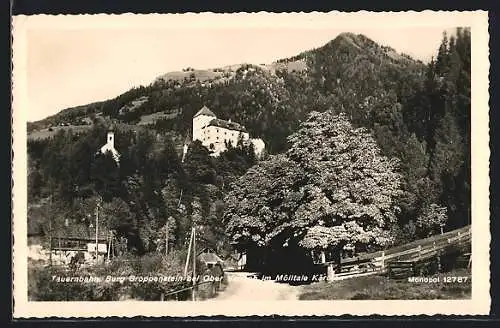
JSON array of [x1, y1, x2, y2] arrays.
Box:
[[28, 265, 122, 301], [28, 251, 227, 301], [416, 204, 448, 237]]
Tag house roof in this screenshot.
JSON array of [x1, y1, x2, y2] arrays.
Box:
[[208, 118, 248, 133], [55, 223, 110, 240], [197, 247, 216, 256], [194, 106, 217, 118], [198, 252, 224, 264]]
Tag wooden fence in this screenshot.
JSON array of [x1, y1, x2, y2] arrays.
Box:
[[321, 225, 471, 281]]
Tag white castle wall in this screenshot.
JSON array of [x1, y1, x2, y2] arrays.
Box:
[[193, 114, 215, 141], [200, 125, 249, 155], [190, 108, 262, 158]]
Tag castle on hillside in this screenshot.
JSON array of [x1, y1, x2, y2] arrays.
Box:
[[182, 106, 265, 161], [99, 125, 121, 165]]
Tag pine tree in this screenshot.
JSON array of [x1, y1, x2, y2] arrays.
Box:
[[435, 31, 450, 76]]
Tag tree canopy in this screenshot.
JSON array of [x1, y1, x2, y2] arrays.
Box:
[[224, 111, 403, 258]]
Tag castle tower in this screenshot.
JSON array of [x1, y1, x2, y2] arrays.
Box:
[[192, 105, 216, 141]]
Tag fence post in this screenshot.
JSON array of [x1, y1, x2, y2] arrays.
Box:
[[327, 264, 335, 282], [381, 251, 385, 270]]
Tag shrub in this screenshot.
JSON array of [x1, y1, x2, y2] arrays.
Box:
[[28, 251, 212, 301], [416, 203, 448, 237]]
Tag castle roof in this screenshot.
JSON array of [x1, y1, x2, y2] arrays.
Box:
[[208, 118, 248, 133], [194, 106, 216, 118]]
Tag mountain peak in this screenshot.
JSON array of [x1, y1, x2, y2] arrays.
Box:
[[335, 32, 358, 40], [311, 32, 415, 65], [326, 32, 370, 51]]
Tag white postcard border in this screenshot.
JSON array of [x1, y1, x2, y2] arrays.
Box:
[[12, 10, 490, 317]]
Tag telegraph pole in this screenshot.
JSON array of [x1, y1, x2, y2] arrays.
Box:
[[192, 227, 196, 301], [184, 229, 193, 277], [49, 216, 52, 266], [95, 197, 101, 265], [165, 223, 169, 258], [177, 189, 183, 208], [107, 230, 111, 262], [49, 194, 53, 266]]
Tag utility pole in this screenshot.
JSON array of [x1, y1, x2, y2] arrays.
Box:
[[95, 197, 101, 265], [184, 229, 193, 278], [177, 190, 183, 209], [49, 216, 52, 266], [165, 223, 169, 258], [107, 230, 111, 262], [192, 227, 196, 301], [49, 193, 53, 267]]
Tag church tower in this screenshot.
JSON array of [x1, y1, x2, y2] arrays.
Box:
[[107, 129, 115, 149], [100, 124, 120, 165]]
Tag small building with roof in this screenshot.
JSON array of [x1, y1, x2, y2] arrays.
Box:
[[45, 222, 113, 266], [197, 247, 224, 268]]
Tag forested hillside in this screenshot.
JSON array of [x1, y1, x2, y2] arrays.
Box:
[[27, 29, 471, 262]]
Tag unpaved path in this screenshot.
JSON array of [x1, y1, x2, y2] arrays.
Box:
[[213, 271, 300, 301]]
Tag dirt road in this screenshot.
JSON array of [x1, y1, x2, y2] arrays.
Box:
[[213, 271, 300, 301]]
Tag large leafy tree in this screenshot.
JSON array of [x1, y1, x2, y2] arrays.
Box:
[[224, 111, 403, 265], [224, 154, 305, 249]]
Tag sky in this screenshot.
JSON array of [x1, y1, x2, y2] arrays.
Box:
[[23, 16, 458, 122]]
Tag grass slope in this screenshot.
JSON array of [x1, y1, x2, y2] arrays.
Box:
[[298, 268, 471, 300]]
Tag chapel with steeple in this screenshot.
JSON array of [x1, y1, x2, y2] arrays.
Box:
[[99, 124, 121, 165]]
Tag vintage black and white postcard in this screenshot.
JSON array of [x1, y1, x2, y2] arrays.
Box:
[[12, 11, 490, 317]]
